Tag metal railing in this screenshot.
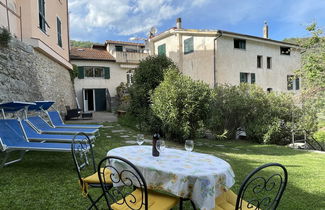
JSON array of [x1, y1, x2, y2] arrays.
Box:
[[114, 51, 148, 63]]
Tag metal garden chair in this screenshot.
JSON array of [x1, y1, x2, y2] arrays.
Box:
[[71, 132, 112, 210], [97, 156, 179, 210], [184, 163, 288, 210]]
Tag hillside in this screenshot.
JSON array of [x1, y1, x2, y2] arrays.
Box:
[[70, 40, 100, 48]]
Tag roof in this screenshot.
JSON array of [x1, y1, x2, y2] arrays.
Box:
[[106, 40, 145, 46], [70, 47, 116, 61], [151, 28, 299, 47], [219, 30, 299, 47]]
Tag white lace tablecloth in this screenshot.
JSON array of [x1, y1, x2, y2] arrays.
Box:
[[107, 145, 235, 210]]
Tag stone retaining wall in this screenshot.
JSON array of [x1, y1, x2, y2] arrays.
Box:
[[0, 37, 76, 113]]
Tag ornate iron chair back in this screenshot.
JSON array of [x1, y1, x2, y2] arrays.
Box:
[[235, 163, 288, 210], [98, 156, 149, 210], [71, 132, 96, 182]]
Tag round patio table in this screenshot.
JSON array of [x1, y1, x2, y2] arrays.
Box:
[[107, 145, 235, 210]]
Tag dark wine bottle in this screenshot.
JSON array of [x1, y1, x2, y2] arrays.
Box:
[[152, 133, 160, 157]]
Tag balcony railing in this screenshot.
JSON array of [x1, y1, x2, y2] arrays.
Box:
[[114, 51, 148, 64]]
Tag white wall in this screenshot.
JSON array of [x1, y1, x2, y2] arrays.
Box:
[[72, 60, 128, 110], [154, 34, 216, 87], [152, 32, 301, 92], [215, 36, 301, 92]]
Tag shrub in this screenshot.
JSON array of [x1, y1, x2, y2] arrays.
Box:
[[209, 84, 301, 144], [116, 82, 130, 111], [128, 55, 177, 131], [0, 27, 11, 48], [151, 69, 212, 142]]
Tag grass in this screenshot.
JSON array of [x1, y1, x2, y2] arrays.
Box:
[[0, 122, 325, 209]]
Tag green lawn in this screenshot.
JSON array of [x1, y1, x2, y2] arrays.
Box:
[[0, 122, 324, 209]]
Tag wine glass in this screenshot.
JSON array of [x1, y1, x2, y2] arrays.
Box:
[[136, 134, 144, 146], [185, 140, 194, 152], [156, 140, 166, 156]]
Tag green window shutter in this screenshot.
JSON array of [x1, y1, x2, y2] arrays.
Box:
[[158, 44, 166, 56], [295, 78, 300, 90], [251, 73, 256, 84], [104, 67, 110, 79], [287, 75, 293, 90], [57, 17, 62, 47], [184, 37, 194, 54], [240, 72, 245, 83], [39, 0, 46, 31], [77, 66, 84, 79]]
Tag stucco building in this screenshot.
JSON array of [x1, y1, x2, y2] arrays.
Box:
[[70, 41, 148, 112], [1, 0, 72, 69], [149, 18, 301, 92], [0, 0, 76, 112]]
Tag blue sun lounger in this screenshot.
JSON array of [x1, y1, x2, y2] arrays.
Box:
[[26, 116, 98, 135], [0, 119, 86, 167], [21, 120, 96, 143], [0, 101, 35, 118], [29, 101, 102, 129], [47, 110, 103, 129]]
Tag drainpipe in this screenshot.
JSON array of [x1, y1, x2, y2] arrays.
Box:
[[213, 31, 223, 88]]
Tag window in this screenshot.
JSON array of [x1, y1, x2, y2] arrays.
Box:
[[267, 57, 272, 69], [280, 47, 291, 55], [267, 88, 273, 93], [84, 67, 104, 78], [115, 46, 123, 52], [126, 70, 134, 86], [251, 73, 256, 84], [184, 37, 194, 54], [56, 17, 62, 47], [240, 73, 248, 83], [287, 75, 300, 90], [257, 55, 263, 68], [240, 72, 255, 84], [158, 44, 166, 56], [38, 0, 47, 32], [234, 39, 246, 49], [94, 68, 104, 77], [126, 48, 137, 52]]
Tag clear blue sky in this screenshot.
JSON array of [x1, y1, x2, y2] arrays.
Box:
[[68, 0, 325, 43]]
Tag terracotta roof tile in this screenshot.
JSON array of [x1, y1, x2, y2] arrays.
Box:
[[70, 47, 115, 61], [106, 40, 145, 46]]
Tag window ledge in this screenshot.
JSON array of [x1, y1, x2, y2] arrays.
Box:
[[184, 51, 194, 55], [38, 27, 50, 37]]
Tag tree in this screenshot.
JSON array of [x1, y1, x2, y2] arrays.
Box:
[[70, 40, 99, 48], [128, 55, 177, 131], [151, 69, 212, 141], [296, 23, 325, 107], [294, 23, 325, 142]]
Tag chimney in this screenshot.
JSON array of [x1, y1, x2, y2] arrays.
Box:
[[176, 18, 182, 29], [263, 21, 269, 39]]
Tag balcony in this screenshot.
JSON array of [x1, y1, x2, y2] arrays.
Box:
[[114, 51, 149, 64]]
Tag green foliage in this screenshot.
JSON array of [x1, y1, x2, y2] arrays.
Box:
[[296, 23, 325, 111], [70, 40, 99, 48], [151, 70, 212, 141], [293, 23, 325, 145], [69, 64, 78, 83], [208, 84, 300, 144], [117, 113, 139, 130], [0, 27, 12, 48], [128, 55, 177, 132], [116, 82, 130, 111]]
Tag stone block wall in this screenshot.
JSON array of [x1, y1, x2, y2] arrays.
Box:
[[0, 37, 76, 113]]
